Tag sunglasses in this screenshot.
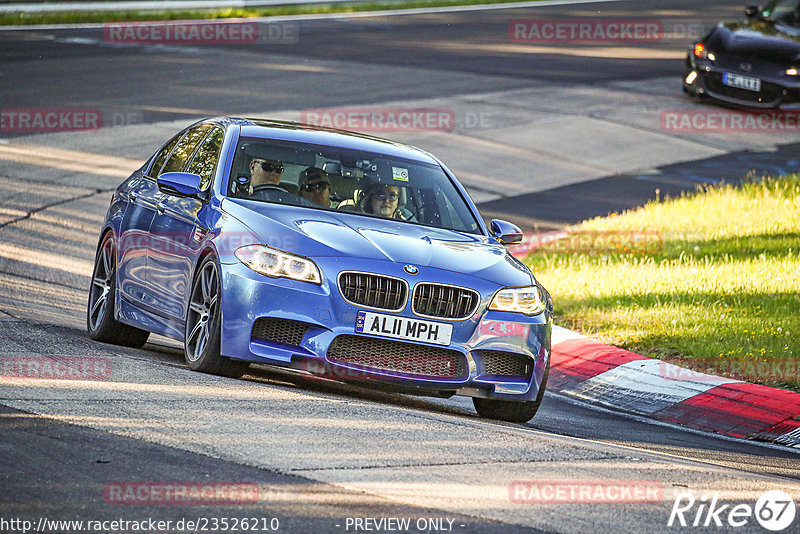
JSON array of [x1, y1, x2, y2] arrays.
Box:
[[301, 181, 330, 193], [254, 160, 284, 173], [375, 193, 398, 201]]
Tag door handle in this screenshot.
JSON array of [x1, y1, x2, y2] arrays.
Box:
[[192, 226, 209, 243]]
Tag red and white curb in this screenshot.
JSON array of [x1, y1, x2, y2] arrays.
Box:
[[549, 326, 800, 448], [510, 234, 800, 447]]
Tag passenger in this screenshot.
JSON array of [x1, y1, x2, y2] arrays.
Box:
[[298, 167, 333, 207], [361, 184, 405, 220]]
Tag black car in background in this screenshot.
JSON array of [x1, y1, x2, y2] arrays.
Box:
[[684, 0, 800, 108]]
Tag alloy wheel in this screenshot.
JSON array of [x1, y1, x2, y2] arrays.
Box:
[[186, 260, 219, 362], [88, 237, 114, 331]]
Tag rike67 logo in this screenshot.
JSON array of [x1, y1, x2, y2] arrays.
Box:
[[669, 490, 796, 531]]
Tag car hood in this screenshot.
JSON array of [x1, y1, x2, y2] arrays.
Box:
[[709, 21, 800, 64], [222, 198, 533, 286]]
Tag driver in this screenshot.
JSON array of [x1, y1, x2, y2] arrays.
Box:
[[249, 156, 285, 191]]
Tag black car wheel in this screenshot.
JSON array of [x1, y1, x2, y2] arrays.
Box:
[[87, 232, 150, 347], [473, 361, 549, 423], [185, 255, 249, 378]]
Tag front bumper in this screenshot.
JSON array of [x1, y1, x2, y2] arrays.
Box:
[[218, 259, 551, 402], [684, 55, 800, 109]]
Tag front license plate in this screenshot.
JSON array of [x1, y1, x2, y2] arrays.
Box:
[[722, 72, 761, 92], [355, 311, 453, 346]]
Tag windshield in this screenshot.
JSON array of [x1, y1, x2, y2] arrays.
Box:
[[226, 136, 482, 234], [761, 0, 800, 25]]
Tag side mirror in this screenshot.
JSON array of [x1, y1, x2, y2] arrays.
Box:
[[157, 172, 202, 198], [745, 4, 760, 18], [490, 219, 523, 245]]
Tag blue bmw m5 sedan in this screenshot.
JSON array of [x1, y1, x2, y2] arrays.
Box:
[[88, 117, 553, 422]]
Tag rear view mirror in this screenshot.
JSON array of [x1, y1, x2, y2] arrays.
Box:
[[322, 161, 342, 175]]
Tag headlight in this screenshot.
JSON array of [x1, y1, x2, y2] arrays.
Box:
[[489, 285, 546, 316], [234, 245, 322, 284], [786, 67, 799, 76]]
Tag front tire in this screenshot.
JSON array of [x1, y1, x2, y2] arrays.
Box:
[[473, 361, 549, 423], [184, 255, 249, 378], [87, 232, 150, 348]]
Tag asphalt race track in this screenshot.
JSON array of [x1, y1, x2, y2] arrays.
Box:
[[1, 0, 800, 532]]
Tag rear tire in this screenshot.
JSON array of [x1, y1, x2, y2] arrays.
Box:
[[184, 255, 249, 378], [87, 232, 150, 348], [473, 360, 549, 423]]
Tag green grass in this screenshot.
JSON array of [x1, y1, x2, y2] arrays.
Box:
[[525, 175, 800, 391], [1, 0, 537, 26]]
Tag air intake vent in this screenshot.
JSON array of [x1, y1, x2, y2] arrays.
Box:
[[481, 351, 532, 379], [327, 335, 468, 380], [338, 271, 408, 311], [251, 317, 310, 347], [412, 283, 479, 319]]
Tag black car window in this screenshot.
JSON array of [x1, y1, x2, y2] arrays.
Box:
[[764, 0, 800, 24], [160, 123, 214, 176], [147, 131, 184, 179], [186, 126, 225, 192]]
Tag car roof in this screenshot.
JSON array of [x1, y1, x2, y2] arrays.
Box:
[[208, 117, 440, 165]]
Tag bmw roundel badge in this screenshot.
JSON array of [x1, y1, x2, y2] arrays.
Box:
[[403, 264, 419, 275]]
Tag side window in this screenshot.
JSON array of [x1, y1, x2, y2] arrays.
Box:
[[148, 131, 184, 179], [769, 0, 799, 24], [186, 126, 225, 192], [160, 124, 213, 175]]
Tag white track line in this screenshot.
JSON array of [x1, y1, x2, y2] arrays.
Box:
[[0, 0, 624, 31]]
